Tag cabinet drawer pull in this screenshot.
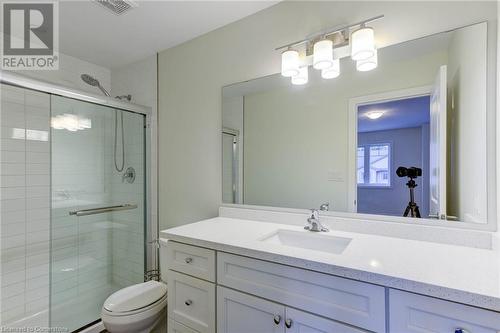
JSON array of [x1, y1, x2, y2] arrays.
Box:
[[273, 315, 281, 325], [285, 318, 292, 329], [455, 329, 470, 333], [184, 299, 193, 306], [185, 257, 193, 264]]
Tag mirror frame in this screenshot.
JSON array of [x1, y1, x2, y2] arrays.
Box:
[[220, 21, 498, 232]]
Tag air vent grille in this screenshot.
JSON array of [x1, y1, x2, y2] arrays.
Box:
[[93, 0, 137, 15]]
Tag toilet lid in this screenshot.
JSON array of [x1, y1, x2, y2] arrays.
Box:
[[104, 281, 167, 313]]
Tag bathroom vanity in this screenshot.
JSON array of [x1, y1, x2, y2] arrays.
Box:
[[161, 208, 500, 333], [163, 19, 500, 332]]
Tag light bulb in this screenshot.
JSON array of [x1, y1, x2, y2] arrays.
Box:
[[356, 48, 378, 72], [321, 58, 340, 79], [291, 66, 308, 85], [351, 26, 375, 61], [281, 49, 300, 77], [313, 39, 333, 70]]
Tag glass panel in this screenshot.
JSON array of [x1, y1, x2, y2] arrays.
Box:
[[50, 95, 145, 330], [369, 144, 390, 185], [0, 84, 51, 328], [357, 147, 365, 184], [222, 133, 235, 203]]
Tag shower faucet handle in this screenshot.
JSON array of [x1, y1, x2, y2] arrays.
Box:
[[122, 167, 136, 183]]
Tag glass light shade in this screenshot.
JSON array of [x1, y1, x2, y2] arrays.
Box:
[[356, 48, 378, 72], [351, 26, 375, 61], [321, 58, 340, 79], [313, 39, 333, 70], [281, 49, 300, 77], [291, 66, 308, 85]]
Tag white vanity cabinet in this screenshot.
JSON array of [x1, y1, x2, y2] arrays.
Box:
[[389, 290, 500, 332], [166, 242, 216, 333], [165, 241, 500, 333], [217, 252, 386, 332], [217, 287, 367, 333], [217, 287, 285, 333]]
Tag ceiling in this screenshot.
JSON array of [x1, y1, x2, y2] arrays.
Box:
[[358, 96, 431, 133], [59, 0, 278, 69]]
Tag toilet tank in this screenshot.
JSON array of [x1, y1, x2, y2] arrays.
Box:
[[159, 238, 169, 284]]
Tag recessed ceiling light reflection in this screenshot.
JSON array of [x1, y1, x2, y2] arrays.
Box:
[[366, 111, 385, 120]]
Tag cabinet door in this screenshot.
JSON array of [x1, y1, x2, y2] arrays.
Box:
[[217, 286, 285, 333], [390, 290, 500, 332], [285, 308, 368, 333], [167, 271, 215, 333]]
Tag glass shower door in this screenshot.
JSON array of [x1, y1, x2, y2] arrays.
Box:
[[50, 95, 146, 331]]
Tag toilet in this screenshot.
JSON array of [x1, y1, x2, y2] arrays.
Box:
[[101, 241, 169, 333]]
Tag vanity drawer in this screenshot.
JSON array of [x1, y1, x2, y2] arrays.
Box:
[[166, 241, 215, 282], [167, 271, 215, 333], [168, 319, 200, 333], [389, 289, 500, 332], [217, 252, 386, 332]]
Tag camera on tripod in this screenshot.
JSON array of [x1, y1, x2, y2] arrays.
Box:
[[396, 166, 422, 218], [396, 166, 422, 179]]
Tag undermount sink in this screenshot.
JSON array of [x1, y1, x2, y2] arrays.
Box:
[[260, 229, 352, 254]]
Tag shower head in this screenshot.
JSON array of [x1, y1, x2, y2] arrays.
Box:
[[80, 74, 111, 97]]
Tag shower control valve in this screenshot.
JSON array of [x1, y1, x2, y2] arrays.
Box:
[[122, 167, 136, 183]]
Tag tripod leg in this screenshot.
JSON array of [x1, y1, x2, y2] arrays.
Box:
[[414, 205, 421, 218], [403, 204, 411, 217]]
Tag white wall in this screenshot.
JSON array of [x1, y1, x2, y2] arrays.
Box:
[[447, 23, 488, 223], [157, 1, 497, 230]]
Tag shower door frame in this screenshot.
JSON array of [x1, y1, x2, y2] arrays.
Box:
[[0, 71, 158, 326]]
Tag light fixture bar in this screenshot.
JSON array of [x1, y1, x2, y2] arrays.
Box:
[[275, 15, 384, 51]]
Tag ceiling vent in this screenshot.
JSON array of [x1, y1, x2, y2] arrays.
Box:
[[93, 0, 138, 15]]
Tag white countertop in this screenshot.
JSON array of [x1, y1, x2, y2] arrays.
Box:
[[161, 216, 500, 312]]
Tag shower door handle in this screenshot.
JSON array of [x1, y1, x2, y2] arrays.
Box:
[[69, 204, 138, 216]]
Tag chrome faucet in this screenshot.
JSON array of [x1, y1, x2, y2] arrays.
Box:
[[304, 209, 329, 232], [319, 202, 330, 211]]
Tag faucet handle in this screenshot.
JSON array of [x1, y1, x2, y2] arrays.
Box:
[[319, 203, 330, 211]]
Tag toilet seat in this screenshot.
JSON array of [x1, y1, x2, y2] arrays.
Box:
[[103, 281, 168, 316]]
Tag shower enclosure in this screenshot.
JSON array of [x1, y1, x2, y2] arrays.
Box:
[[0, 72, 153, 331]]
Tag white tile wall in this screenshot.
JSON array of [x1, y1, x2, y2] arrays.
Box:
[[107, 112, 146, 287], [111, 55, 157, 276], [0, 85, 51, 327]]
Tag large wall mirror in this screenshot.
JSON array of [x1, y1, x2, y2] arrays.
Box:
[[222, 22, 496, 226]]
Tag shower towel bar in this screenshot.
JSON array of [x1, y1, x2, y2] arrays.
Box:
[[69, 204, 138, 216]]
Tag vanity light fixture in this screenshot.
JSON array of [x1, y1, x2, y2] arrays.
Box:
[[281, 49, 300, 77], [366, 110, 385, 120], [291, 66, 309, 85], [351, 25, 376, 61], [321, 58, 340, 79], [276, 15, 383, 85], [313, 39, 334, 70], [356, 48, 378, 72]]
